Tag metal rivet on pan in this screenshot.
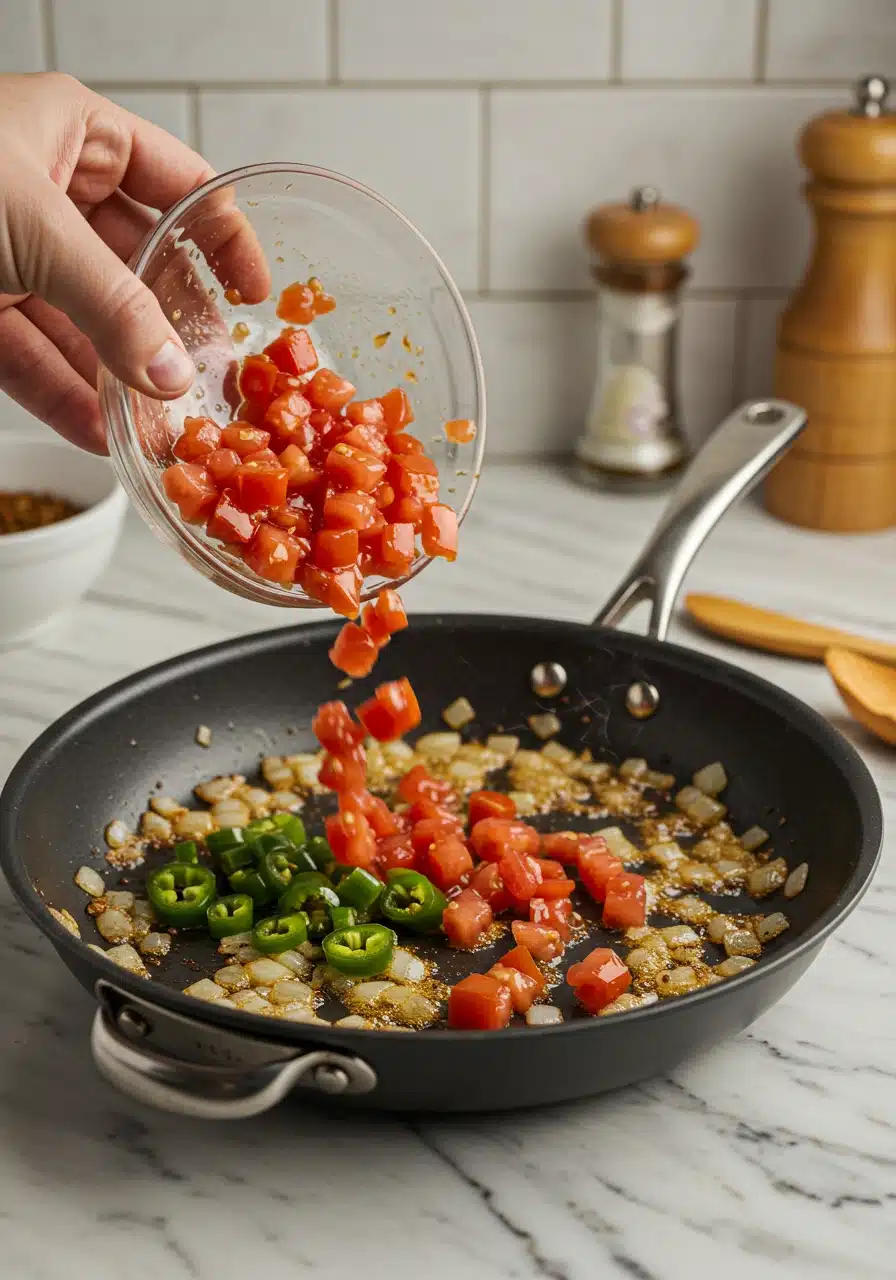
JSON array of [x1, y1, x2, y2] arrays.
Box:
[[530, 661, 568, 698], [626, 680, 660, 719], [313, 1064, 350, 1096], [118, 1007, 151, 1040]]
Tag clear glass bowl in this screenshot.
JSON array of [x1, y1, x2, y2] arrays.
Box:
[[100, 163, 486, 606]]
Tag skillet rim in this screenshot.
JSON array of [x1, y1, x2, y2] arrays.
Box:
[[0, 614, 883, 1047]]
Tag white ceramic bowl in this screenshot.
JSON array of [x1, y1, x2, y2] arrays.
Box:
[[0, 435, 127, 647]]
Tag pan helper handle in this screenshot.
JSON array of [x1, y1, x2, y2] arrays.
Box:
[[594, 400, 806, 643]]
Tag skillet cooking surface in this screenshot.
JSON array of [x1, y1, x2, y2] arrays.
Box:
[[0, 616, 881, 1110]]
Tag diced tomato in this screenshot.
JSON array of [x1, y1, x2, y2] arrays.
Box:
[[325, 810, 376, 870], [578, 835, 611, 859], [306, 369, 356, 413], [411, 815, 465, 858], [345, 399, 386, 429], [242, 447, 281, 467], [468, 790, 516, 827], [470, 818, 540, 862], [356, 676, 421, 741], [389, 452, 439, 504], [397, 765, 456, 808], [533, 878, 576, 902], [499, 945, 546, 992], [264, 390, 313, 447], [324, 491, 379, 532], [221, 424, 272, 457], [379, 387, 414, 432], [234, 464, 288, 513], [313, 527, 359, 571], [511, 920, 565, 962], [235, 398, 268, 427], [498, 850, 543, 902], [421, 503, 457, 561], [360, 588, 408, 648], [578, 850, 624, 904], [447, 973, 511, 1030], [488, 964, 539, 1014], [319, 749, 367, 794], [567, 948, 631, 1013], [444, 418, 477, 444], [602, 872, 647, 931], [268, 499, 313, 536], [375, 522, 415, 577], [373, 482, 396, 511], [301, 564, 362, 618], [161, 463, 218, 524], [312, 701, 365, 754], [276, 283, 316, 326], [274, 373, 304, 396], [470, 862, 512, 914], [541, 831, 582, 865], [204, 447, 242, 485], [376, 833, 416, 871], [357, 794, 399, 839], [532, 859, 566, 881], [207, 492, 257, 545], [264, 327, 318, 377], [239, 354, 278, 404], [172, 417, 221, 462], [530, 896, 573, 942], [326, 444, 387, 495], [328, 621, 378, 678], [442, 888, 493, 950], [387, 432, 424, 456], [341, 424, 390, 460], [408, 797, 457, 825], [279, 444, 321, 493], [386, 496, 425, 530], [423, 837, 474, 891], [243, 522, 306, 586]]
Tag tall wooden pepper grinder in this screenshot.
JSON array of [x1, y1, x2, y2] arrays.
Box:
[[576, 186, 699, 492], [765, 75, 896, 531]]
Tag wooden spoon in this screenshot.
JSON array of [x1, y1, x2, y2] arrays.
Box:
[[826, 647, 896, 745], [685, 593, 896, 665]]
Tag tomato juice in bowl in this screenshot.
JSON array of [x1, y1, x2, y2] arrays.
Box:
[[100, 163, 485, 610]]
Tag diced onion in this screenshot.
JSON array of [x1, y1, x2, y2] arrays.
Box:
[[244, 958, 292, 987], [195, 774, 242, 804], [230, 990, 271, 1013], [416, 732, 462, 760], [715, 955, 756, 978], [195, 724, 212, 747], [380, 987, 438, 1023], [784, 862, 809, 899], [644, 769, 676, 790], [105, 890, 135, 912], [212, 798, 251, 827], [747, 858, 788, 898], [75, 865, 105, 897], [528, 712, 561, 740], [270, 979, 313, 1006], [388, 949, 426, 983], [707, 915, 731, 944], [104, 819, 130, 850], [675, 785, 727, 825], [525, 1005, 563, 1026], [261, 757, 294, 791], [139, 932, 171, 958], [723, 929, 761, 958], [741, 824, 769, 852], [96, 908, 134, 943], [599, 826, 639, 863], [274, 949, 313, 978], [692, 761, 728, 797], [657, 966, 699, 996], [240, 787, 272, 818], [287, 754, 322, 790], [659, 925, 700, 946], [619, 758, 648, 780], [443, 697, 475, 729], [150, 796, 186, 819], [105, 943, 148, 975], [647, 841, 683, 868], [335, 1015, 369, 1028], [485, 734, 519, 759], [756, 912, 789, 942], [279, 1006, 328, 1023], [217, 932, 252, 955], [140, 810, 173, 840], [185, 978, 228, 1001], [507, 791, 536, 815], [173, 809, 215, 839], [214, 964, 250, 991], [351, 981, 395, 1004], [269, 790, 302, 812], [542, 741, 576, 767]]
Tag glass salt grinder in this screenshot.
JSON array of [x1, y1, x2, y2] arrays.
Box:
[[576, 186, 700, 493]]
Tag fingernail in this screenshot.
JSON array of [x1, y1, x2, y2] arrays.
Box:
[[147, 339, 194, 393]]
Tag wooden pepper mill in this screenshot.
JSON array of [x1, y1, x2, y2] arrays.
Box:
[[765, 75, 896, 532], [576, 187, 700, 492]]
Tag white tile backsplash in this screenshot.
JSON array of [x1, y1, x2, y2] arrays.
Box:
[[622, 0, 759, 81], [337, 0, 612, 82], [0, 0, 44, 73], [52, 0, 328, 82], [469, 295, 737, 455], [200, 89, 480, 291], [766, 0, 896, 80], [0, 0, 877, 456], [490, 88, 838, 292]]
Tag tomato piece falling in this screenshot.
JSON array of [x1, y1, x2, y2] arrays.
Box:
[[488, 965, 539, 1014], [306, 368, 356, 413], [301, 564, 363, 618], [578, 850, 624, 904], [469, 862, 512, 914], [276, 283, 316, 325], [511, 920, 564, 962], [234, 464, 288, 513], [323, 491, 379, 532], [325, 810, 376, 870], [243, 523, 306, 585], [468, 790, 515, 827], [499, 945, 546, 992], [355, 794, 399, 839], [530, 896, 573, 941], [221, 424, 272, 457], [422, 837, 473, 891], [447, 974, 511, 1030], [442, 889, 493, 950], [312, 701, 365, 754], [328, 621, 379, 678], [319, 749, 368, 794], [421, 503, 458, 561], [207, 492, 257, 545], [356, 677, 422, 742], [444, 418, 476, 444], [161, 463, 218, 524], [379, 386, 414, 432], [389, 453, 439, 504], [567, 948, 631, 1013], [360, 588, 408, 648], [602, 872, 647, 930], [239, 354, 278, 404], [397, 765, 456, 808], [173, 417, 221, 462]]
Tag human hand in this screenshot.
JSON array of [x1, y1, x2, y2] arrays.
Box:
[[0, 73, 266, 454]]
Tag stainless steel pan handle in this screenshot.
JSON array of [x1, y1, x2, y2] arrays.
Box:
[[594, 400, 806, 642]]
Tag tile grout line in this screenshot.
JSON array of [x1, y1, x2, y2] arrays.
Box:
[[478, 87, 491, 294], [754, 0, 771, 83], [609, 0, 624, 83], [39, 0, 56, 71], [328, 0, 340, 84], [81, 78, 858, 94], [189, 87, 202, 153]]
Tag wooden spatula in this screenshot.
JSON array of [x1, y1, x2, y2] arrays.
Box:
[[684, 594, 896, 665]]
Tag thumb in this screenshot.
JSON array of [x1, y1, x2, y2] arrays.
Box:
[[18, 179, 195, 399]]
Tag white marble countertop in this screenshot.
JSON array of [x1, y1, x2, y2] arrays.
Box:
[[1, 461, 894, 1280]]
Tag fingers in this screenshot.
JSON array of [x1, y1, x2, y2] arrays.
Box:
[[15, 178, 195, 400], [0, 304, 105, 453], [18, 295, 99, 389], [186, 184, 272, 305]]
